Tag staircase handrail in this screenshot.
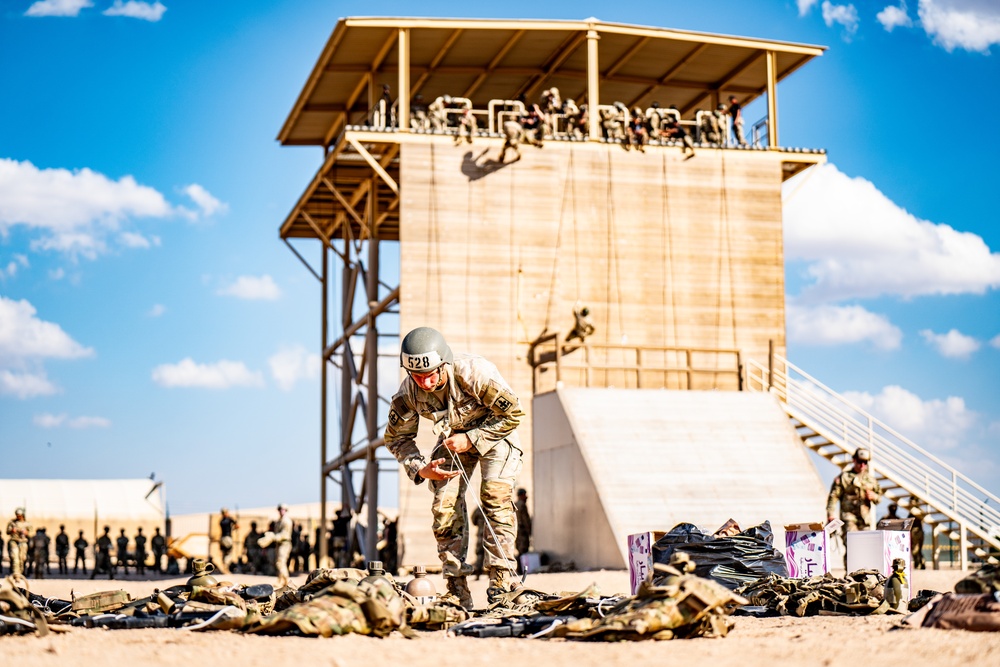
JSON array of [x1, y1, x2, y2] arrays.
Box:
[[744, 356, 1000, 540]]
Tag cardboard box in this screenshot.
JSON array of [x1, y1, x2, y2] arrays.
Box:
[[784, 522, 835, 578], [846, 530, 912, 598], [627, 531, 665, 595]]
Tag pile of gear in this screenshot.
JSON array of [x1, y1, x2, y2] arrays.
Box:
[[735, 570, 900, 616], [0, 556, 747, 641]]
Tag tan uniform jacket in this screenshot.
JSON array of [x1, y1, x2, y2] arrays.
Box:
[[6, 519, 31, 544], [385, 354, 523, 484], [827, 468, 883, 518]]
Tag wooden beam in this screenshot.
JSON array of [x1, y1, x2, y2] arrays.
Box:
[[625, 42, 708, 108], [587, 29, 600, 141], [410, 29, 464, 98], [766, 50, 778, 148], [324, 179, 366, 229], [680, 50, 765, 116], [463, 29, 526, 99], [518, 31, 587, 103], [323, 31, 400, 147], [347, 137, 399, 194], [604, 36, 650, 77], [398, 28, 410, 133]]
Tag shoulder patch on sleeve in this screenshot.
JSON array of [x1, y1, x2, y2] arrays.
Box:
[[483, 379, 518, 414]]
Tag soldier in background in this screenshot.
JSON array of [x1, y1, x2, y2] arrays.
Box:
[[116, 528, 130, 575], [289, 523, 303, 575], [645, 102, 664, 139], [626, 107, 648, 152], [31, 528, 50, 578], [727, 95, 748, 146], [428, 94, 451, 131], [910, 504, 926, 570], [331, 511, 350, 568], [244, 521, 263, 573], [273, 504, 293, 588], [134, 527, 148, 575], [5, 507, 31, 580], [73, 530, 89, 575], [661, 116, 696, 159], [91, 526, 113, 579], [55, 525, 70, 575], [827, 447, 883, 564], [410, 93, 429, 130], [515, 488, 532, 570], [218, 508, 238, 574], [151, 527, 166, 573]]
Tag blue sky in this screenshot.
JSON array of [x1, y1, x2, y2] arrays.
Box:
[[1, 1, 998, 515]]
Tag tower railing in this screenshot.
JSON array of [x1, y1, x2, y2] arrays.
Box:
[[745, 353, 1000, 566]]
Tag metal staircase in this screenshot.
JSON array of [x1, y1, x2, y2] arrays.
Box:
[[745, 353, 1000, 569]]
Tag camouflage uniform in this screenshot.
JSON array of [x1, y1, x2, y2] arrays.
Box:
[[5, 513, 32, 579], [826, 467, 883, 537], [385, 353, 524, 576], [274, 511, 293, 587]]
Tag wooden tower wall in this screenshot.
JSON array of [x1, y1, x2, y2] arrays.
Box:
[[396, 139, 788, 567]]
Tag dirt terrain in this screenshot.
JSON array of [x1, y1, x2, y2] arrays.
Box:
[[3, 567, 997, 667]]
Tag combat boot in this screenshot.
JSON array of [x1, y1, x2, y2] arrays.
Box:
[[487, 566, 522, 603], [444, 575, 474, 610]]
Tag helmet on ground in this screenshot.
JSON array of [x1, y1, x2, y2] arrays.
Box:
[[400, 327, 453, 373], [853, 447, 871, 462]]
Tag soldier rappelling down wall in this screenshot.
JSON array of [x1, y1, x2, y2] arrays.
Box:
[[384, 327, 524, 610]]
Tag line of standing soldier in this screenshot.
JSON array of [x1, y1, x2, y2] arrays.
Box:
[[3, 508, 168, 580]]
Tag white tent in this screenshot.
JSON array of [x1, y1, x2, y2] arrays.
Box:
[[0, 479, 166, 541]]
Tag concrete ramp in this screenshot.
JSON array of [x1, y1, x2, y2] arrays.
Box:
[[532, 388, 828, 569]]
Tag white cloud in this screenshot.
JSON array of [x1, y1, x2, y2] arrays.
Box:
[[103, 1, 166, 21], [152, 358, 264, 389], [119, 231, 159, 249], [878, 2, 914, 30], [217, 275, 281, 301], [843, 385, 976, 450], [0, 296, 92, 399], [183, 184, 228, 218], [268, 345, 320, 391], [798, 0, 820, 16], [990, 333, 1000, 349], [0, 296, 93, 362], [918, 0, 1000, 52], [0, 369, 59, 398], [788, 303, 902, 349], [148, 303, 166, 317], [919, 328, 981, 359], [49, 267, 65, 281], [783, 163, 1000, 301], [2, 254, 29, 280], [34, 413, 111, 429], [25, 0, 92, 17], [0, 158, 172, 260], [822, 2, 860, 35]]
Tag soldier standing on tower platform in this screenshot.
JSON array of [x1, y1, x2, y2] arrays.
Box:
[[384, 327, 524, 610]]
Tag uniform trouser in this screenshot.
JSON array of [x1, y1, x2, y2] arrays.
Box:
[[58, 554, 68, 574], [135, 551, 146, 573], [7, 541, 27, 577], [75, 551, 87, 573], [34, 555, 46, 578], [429, 437, 523, 576], [732, 119, 746, 145], [275, 542, 292, 584]]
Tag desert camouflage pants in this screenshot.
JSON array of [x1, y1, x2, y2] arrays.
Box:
[[430, 437, 522, 576], [7, 540, 27, 578], [276, 541, 292, 587]]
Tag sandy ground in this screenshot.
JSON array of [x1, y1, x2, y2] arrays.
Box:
[[3, 567, 998, 667]]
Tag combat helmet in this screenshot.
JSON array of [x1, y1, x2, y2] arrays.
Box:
[[14, 507, 25, 517], [400, 327, 453, 374]]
